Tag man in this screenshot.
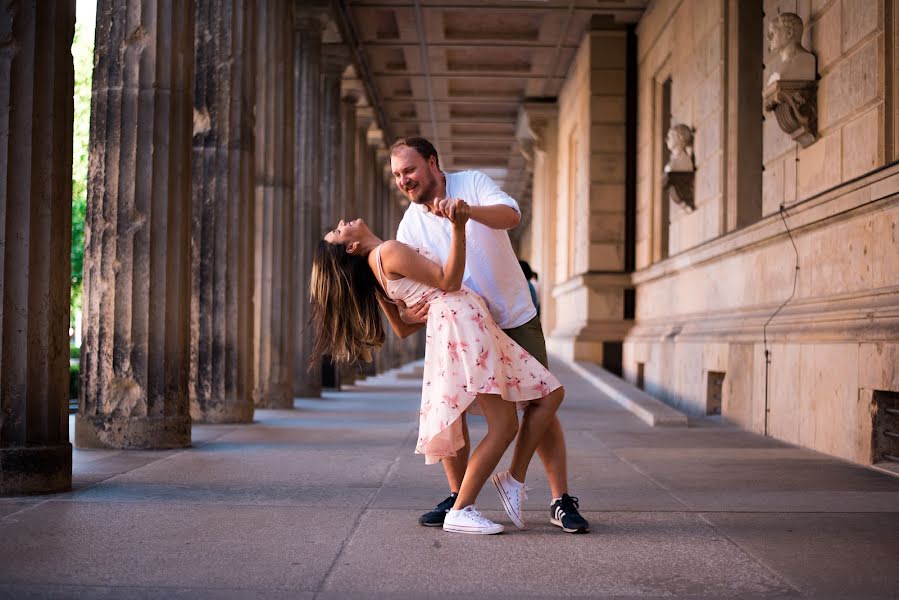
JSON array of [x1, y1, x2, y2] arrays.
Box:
[[386, 137, 588, 534]]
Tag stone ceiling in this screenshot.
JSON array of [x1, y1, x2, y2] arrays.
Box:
[[332, 0, 647, 227]]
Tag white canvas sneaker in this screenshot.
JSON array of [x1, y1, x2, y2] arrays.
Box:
[[491, 470, 528, 529], [442, 505, 504, 535]]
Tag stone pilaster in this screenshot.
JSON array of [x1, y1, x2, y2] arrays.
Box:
[[292, 5, 327, 398], [547, 29, 633, 372], [190, 0, 256, 424], [0, 0, 75, 494], [516, 102, 558, 337], [253, 0, 294, 409], [77, 0, 195, 449]]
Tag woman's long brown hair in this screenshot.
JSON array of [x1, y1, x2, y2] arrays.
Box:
[[309, 240, 385, 366]]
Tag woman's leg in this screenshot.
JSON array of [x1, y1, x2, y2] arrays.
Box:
[[508, 387, 565, 484], [441, 413, 469, 492], [452, 394, 518, 509]]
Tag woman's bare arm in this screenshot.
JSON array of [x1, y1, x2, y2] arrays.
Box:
[[379, 205, 469, 292]]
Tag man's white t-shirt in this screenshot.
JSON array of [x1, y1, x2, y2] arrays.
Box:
[[395, 170, 536, 329]]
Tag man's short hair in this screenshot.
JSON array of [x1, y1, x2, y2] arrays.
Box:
[[390, 137, 440, 169], [775, 12, 803, 41]]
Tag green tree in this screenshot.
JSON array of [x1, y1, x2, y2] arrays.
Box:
[[71, 19, 93, 327]]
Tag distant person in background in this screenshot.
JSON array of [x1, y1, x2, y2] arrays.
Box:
[[518, 260, 540, 318]]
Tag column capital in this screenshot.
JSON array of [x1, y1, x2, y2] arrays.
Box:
[[322, 44, 352, 79], [516, 101, 558, 152], [291, 0, 330, 32], [367, 126, 384, 149], [356, 106, 375, 129]]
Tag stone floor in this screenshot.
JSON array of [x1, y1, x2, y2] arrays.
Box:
[[1, 360, 898, 599]]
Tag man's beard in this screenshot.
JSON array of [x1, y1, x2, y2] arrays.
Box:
[[406, 175, 437, 205]]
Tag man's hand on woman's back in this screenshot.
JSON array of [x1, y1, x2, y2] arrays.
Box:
[[397, 299, 429, 325]]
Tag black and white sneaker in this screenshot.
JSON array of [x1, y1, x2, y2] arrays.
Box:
[[550, 494, 589, 533], [418, 493, 458, 527]]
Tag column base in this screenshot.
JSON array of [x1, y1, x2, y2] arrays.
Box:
[[0, 443, 72, 496], [190, 401, 255, 424], [75, 415, 191, 449], [254, 387, 293, 409]]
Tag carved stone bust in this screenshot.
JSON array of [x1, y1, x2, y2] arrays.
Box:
[[662, 123, 695, 212], [664, 124, 694, 173], [765, 12, 816, 85]]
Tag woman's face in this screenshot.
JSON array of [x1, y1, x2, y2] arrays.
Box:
[[324, 218, 367, 247]]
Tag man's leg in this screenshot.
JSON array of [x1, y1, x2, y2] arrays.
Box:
[[499, 316, 588, 532], [533, 414, 568, 499]]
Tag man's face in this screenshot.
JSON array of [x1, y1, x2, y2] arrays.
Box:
[[390, 145, 439, 205], [767, 21, 788, 52]]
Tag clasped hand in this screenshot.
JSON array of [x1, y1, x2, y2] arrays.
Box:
[[432, 197, 470, 227], [398, 197, 469, 324]]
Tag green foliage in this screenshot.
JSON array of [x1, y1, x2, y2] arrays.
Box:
[[70, 345, 81, 360], [71, 19, 94, 323], [69, 363, 80, 400]]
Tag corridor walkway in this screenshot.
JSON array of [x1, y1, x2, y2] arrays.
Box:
[[1, 360, 897, 599]]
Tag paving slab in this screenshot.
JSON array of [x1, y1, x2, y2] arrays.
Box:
[[0, 501, 352, 592], [621, 456, 899, 493], [675, 490, 899, 513], [323, 509, 795, 598], [702, 512, 899, 598], [0, 584, 314, 600]]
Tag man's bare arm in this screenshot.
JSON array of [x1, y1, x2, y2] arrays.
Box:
[[376, 295, 425, 339], [436, 197, 519, 230], [468, 204, 520, 230]]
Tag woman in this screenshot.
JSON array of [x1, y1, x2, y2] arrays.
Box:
[[310, 204, 564, 535]]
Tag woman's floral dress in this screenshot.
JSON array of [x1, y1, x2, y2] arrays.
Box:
[[375, 244, 562, 464]]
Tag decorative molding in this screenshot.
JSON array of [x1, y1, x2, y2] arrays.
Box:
[[516, 101, 557, 153], [663, 171, 694, 212], [626, 286, 899, 344], [633, 163, 899, 285], [763, 80, 818, 148]]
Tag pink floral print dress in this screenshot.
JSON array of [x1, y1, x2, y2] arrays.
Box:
[[375, 244, 562, 464]]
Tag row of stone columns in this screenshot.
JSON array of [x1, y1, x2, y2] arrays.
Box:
[[0, 0, 417, 495]]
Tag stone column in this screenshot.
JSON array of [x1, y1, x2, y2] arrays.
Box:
[[253, 0, 294, 409], [77, 1, 195, 449], [317, 47, 351, 390], [355, 110, 375, 225], [0, 0, 75, 494], [339, 92, 359, 218], [320, 46, 351, 231], [190, 0, 256, 424], [292, 4, 327, 398]]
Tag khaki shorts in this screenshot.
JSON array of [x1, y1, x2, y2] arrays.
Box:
[[502, 315, 548, 369]]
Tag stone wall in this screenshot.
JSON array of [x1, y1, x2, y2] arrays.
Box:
[[623, 0, 899, 465]]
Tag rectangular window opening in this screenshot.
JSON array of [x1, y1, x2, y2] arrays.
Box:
[[624, 288, 636, 320], [636, 362, 645, 390], [602, 342, 623, 377], [872, 390, 899, 464], [706, 370, 725, 416]]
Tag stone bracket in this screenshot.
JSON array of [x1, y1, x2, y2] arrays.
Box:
[[763, 80, 818, 148], [663, 171, 695, 213]]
